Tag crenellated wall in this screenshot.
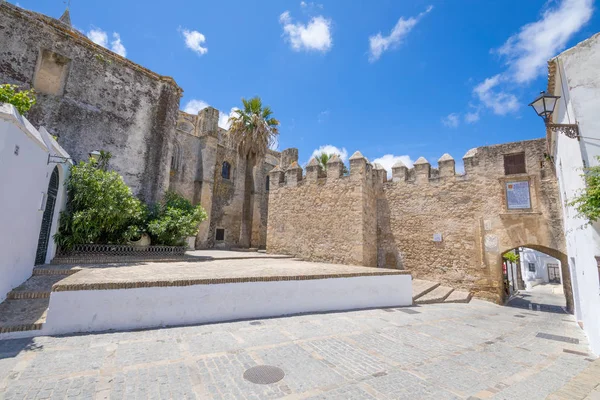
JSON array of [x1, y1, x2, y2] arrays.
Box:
[[267, 138, 569, 305], [267, 152, 378, 267]]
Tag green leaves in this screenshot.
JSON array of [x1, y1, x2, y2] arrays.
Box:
[[147, 191, 207, 246], [228, 96, 280, 157], [569, 159, 600, 223], [0, 84, 36, 115], [54, 159, 146, 249]]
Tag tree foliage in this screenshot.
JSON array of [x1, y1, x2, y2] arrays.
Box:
[[0, 84, 36, 115], [569, 159, 600, 223], [228, 96, 279, 158], [54, 156, 145, 249], [314, 152, 349, 175], [147, 191, 207, 246], [503, 251, 519, 264]]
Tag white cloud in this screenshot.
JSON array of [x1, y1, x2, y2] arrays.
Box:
[[442, 113, 460, 128], [182, 100, 239, 130], [279, 11, 332, 52], [110, 33, 126, 57], [372, 154, 414, 178], [473, 74, 520, 115], [497, 0, 593, 83], [465, 110, 480, 124], [368, 5, 433, 62], [182, 29, 208, 56], [87, 28, 127, 57], [183, 99, 210, 114], [310, 145, 348, 164], [218, 107, 240, 130]]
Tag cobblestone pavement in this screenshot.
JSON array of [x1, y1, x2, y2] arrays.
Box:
[[0, 300, 596, 399]]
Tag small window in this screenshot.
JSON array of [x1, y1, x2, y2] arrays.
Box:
[[215, 228, 225, 241], [504, 153, 526, 175], [171, 141, 181, 171], [265, 175, 270, 191], [222, 162, 231, 179], [528, 263, 536, 272]]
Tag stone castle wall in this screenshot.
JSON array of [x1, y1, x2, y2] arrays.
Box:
[[267, 153, 378, 266], [267, 138, 568, 304], [0, 3, 182, 203]]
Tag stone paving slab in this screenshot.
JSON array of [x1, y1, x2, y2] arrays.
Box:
[[7, 276, 66, 299], [412, 279, 440, 301], [415, 285, 454, 304], [0, 299, 48, 333], [185, 249, 295, 260], [0, 300, 595, 399], [444, 290, 473, 303], [51, 258, 409, 292]]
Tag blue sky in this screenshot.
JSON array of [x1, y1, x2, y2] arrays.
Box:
[[13, 0, 599, 172]]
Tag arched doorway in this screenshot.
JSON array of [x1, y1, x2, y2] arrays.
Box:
[[35, 166, 59, 265], [500, 244, 573, 314]]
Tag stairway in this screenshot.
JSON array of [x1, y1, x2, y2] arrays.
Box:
[[412, 279, 472, 305], [0, 266, 77, 334]]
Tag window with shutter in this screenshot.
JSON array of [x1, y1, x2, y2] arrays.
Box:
[[504, 153, 526, 175]]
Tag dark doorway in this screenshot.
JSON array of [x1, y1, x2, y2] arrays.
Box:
[[35, 167, 59, 265]]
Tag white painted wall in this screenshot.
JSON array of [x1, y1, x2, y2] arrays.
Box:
[[0, 103, 71, 302], [519, 248, 562, 289], [550, 33, 600, 355], [43, 275, 412, 335]]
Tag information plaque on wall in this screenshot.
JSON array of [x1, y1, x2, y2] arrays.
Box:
[[506, 181, 531, 209]]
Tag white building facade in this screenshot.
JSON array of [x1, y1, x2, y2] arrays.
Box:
[[519, 248, 562, 289], [0, 103, 71, 302], [545, 32, 600, 354]]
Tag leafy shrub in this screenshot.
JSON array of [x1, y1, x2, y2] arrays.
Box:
[[569, 158, 600, 223], [147, 191, 207, 246], [0, 84, 36, 115], [54, 157, 145, 249]]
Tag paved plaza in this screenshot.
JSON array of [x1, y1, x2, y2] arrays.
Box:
[[0, 295, 597, 399]]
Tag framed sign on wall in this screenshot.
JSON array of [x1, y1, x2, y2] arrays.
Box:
[[506, 180, 531, 210]]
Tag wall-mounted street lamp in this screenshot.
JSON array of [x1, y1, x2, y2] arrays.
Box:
[[88, 150, 102, 160], [529, 91, 579, 139]]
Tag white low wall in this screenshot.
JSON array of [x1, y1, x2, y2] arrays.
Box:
[[43, 275, 412, 335]]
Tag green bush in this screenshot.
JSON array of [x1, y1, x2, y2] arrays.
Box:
[[0, 84, 36, 115], [569, 157, 600, 223], [147, 191, 207, 246], [54, 157, 146, 249]]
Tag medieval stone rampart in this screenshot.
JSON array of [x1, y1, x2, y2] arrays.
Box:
[[267, 138, 568, 304]]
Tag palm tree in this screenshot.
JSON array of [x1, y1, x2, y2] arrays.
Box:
[[228, 97, 280, 158], [314, 152, 349, 175], [227, 96, 279, 248]]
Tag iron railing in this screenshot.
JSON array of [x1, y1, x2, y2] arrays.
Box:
[[52, 244, 187, 264]]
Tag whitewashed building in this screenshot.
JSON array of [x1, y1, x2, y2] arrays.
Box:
[[0, 103, 71, 302], [519, 248, 562, 289], [540, 32, 600, 354]]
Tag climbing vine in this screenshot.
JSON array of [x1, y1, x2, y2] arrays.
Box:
[[0, 84, 36, 115]]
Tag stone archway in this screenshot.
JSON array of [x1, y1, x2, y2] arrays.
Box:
[[498, 244, 573, 313]]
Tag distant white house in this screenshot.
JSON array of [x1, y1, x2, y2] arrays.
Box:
[[519, 248, 562, 289], [0, 103, 71, 302], [544, 32, 600, 355]]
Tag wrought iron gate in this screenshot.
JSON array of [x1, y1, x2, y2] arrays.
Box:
[[35, 167, 59, 265]]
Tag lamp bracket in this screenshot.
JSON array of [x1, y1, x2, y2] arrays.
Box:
[[48, 154, 72, 164], [547, 123, 579, 140]]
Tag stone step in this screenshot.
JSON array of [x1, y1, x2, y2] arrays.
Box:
[[444, 290, 473, 303], [415, 286, 454, 304], [32, 265, 81, 276], [0, 298, 48, 333], [412, 279, 441, 301], [7, 275, 66, 299]]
